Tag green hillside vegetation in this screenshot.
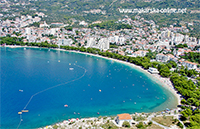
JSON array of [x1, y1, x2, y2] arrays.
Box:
[[181, 52, 200, 64], [88, 20, 132, 30], [1, 0, 200, 36]]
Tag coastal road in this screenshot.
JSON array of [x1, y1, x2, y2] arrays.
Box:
[[147, 115, 170, 129], [147, 114, 186, 129]]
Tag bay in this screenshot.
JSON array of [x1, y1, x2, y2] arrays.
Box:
[[0, 47, 177, 128]]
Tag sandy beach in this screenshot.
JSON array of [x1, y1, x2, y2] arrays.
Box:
[[3, 45, 183, 129], [3, 45, 181, 105], [65, 50, 181, 105]]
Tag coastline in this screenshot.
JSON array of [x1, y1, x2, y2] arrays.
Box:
[[3, 45, 181, 128], [3, 45, 181, 105], [64, 50, 181, 105]]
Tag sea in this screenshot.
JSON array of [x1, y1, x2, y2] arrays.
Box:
[[0, 47, 177, 128]]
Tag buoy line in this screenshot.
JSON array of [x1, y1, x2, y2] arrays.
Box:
[[16, 64, 87, 129]]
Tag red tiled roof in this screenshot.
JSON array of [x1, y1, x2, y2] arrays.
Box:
[[117, 114, 132, 120]]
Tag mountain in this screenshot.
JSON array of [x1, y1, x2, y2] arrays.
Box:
[[1, 0, 200, 37]]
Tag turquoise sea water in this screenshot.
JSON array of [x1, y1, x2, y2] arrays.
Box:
[[1, 47, 177, 128]]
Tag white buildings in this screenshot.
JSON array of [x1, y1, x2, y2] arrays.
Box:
[[118, 36, 125, 45], [108, 36, 115, 43], [115, 113, 132, 127], [156, 53, 169, 62], [173, 48, 191, 57], [148, 67, 159, 74], [86, 37, 96, 47], [50, 28, 60, 35], [40, 21, 49, 28], [156, 53, 178, 63], [181, 61, 198, 70], [79, 21, 88, 27], [173, 33, 184, 45], [57, 38, 73, 46], [131, 50, 149, 57], [86, 37, 109, 50], [108, 36, 125, 45], [25, 28, 31, 35], [98, 38, 109, 50]]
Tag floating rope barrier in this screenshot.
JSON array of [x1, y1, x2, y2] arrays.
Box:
[[16, 63, 87, 129]]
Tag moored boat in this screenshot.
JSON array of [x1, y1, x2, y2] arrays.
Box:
[[21, 110, 29, 112]]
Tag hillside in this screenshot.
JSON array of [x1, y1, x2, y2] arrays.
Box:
[[1, 0, 200, 37]]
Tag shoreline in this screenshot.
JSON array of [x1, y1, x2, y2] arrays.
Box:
[[3, 45, 181, 105], [3, 45, 181, 128], [63, 49, 181, 106]]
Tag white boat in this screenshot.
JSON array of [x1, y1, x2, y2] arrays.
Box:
[[19, 89, 23, 92], [69, 68, 74, 70]]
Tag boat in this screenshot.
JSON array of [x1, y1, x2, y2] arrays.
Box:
[[69, 68, 74, 70], [64, 105, 68, 107], [19, 89, 23, 92], [99, 89, 101, 92], [18, 112, 22, 115], [69, 63, 71, 65], [97, 112, 100, 115], [21, 110, 29, 112], [58, 60, 60, 62]]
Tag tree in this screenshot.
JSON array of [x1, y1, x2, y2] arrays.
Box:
[[65, 27, 73, 31], [52, 124, 58, 129], [158, 64, 171, 77], [136, 122, 144, 128], [177, 122, 184, 128], [122, 121, 130, 128], [190, 114, 200, 126], [181, 108, 192, 119], [166, 63, 172, 69], [148, 121, 153, 126], [30, 22, 40, 27], [181, 99, 187, 104], [151, 62, 159, 68], [145, 50, 157, 59]]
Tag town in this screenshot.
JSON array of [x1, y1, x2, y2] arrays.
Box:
[[1, 11, 200, 129], [1, 12, 200, 72]]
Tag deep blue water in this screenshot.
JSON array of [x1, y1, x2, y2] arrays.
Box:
[[1, 47, 177, 128]]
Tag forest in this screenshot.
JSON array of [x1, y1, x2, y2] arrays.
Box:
[[181, 52, 200, 64], [88, 20, 132, 30]]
